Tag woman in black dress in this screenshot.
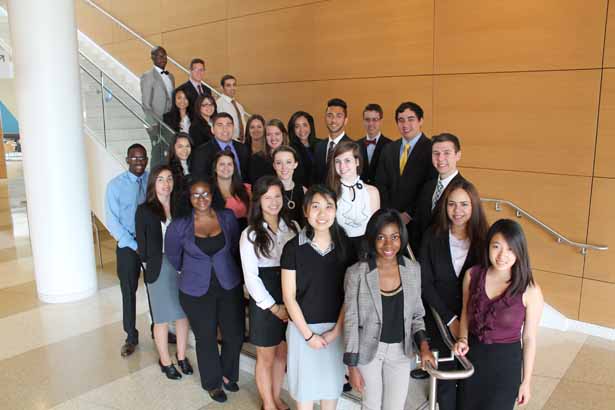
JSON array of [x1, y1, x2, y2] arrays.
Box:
[[250, 119, 289, 184], [166, 132, 193, 217], [189, 94, 217, 148], [240, 176, 299, 410], [272, 145, 306, 226], [163, 89, 191, 133], [288, 111, 319, 187]]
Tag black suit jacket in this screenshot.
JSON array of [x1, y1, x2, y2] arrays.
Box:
[[176, 80, 212, 108], [291, 141, 316, 187], [189, 117, 214, 149], [411, 172, 467, 251], [358, 134, 391, 185], [249, 153, 275, 184], [375, 134, 437, 217], [311, 134, 351, 185], [191, 139, 251, 182], [419, 227, 478, 353], [135, 204, 166, 284]]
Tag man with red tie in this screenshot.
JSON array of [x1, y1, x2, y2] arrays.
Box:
[[175, 58, 212, 108], [358, 103, 391, 186]]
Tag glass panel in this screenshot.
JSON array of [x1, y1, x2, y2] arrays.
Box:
[[79, 64, 106, 147], [100, 71, 151, 164]]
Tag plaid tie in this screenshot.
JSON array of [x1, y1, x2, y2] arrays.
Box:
[[432, 180, 444, 211]]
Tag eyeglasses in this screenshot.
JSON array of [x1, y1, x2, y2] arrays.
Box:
[[127, 156, 147, 162], [191, 192, 210, 199]]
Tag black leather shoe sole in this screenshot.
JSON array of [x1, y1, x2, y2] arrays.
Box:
[[208, 388, 227, 402]]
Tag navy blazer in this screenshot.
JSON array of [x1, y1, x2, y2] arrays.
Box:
[[165, 208, 241, 296]]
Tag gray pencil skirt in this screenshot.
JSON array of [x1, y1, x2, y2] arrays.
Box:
[[146, 255, 186, 324]]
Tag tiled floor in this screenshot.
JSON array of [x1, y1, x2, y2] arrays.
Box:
[[0, 160, 613, 410]]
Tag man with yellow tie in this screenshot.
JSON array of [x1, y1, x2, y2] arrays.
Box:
[[375, 101, 437, 248]]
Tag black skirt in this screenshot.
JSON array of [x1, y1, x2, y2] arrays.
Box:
[[249, 266, 287, 347], [458, 335, 522, 410]]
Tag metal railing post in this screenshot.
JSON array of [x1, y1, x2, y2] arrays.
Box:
[[428, 350, 439, 410]]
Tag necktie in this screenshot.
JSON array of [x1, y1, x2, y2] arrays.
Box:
[[224, 145, 241, 176], [432, 179, 445, 211], [364, 139, 376, 146], [399, 143, 410, 175], [137, 177, 145, 204], [197, 84, 203, 95], [231, 100, 245, 139], [327, 140, 336, 162]]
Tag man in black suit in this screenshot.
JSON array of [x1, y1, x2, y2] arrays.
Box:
[[358, 103, 391, 186], [175, 58, 212, 108], [411, 133, 466, 251], [191, 112, 250, 181], [311, 98, 351, 185], [375, 101, 437, 240]]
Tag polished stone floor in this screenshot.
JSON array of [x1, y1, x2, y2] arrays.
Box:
[[0, 161, 613, 410]]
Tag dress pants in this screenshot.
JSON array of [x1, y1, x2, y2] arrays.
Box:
[[179, 274, 245, 391], [357, 342, 412, 410], [116, 246, 141, 344], [437, 360, 460, 410], [146, 124, 166, 168]]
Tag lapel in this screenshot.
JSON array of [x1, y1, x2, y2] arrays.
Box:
[[365, 264, 383, 322], [370, 136, 387, 174], [438, 232, 458, 281], [401, 134, 426, 178], [399, 258, 414, 322], [359, 137, 369, 166]]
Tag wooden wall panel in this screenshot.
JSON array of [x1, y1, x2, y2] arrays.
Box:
[[110, 0, 162, 43], [579, 279, 615, 327], [312, 0, 434, 79], [162, 21, 228, 91], [160, 0, 227, 32], [240, 76, 433, 140], [595, 69, 615, 178], [434, 0, 608, 73], [104, 35, 163, 79], [433, 70, 601, 176], [461, 168, 591, 277], [534, 270, 581, 319], [585, 178, 615, 283], [75, 0, 114, 46], [228, 0, 323, 18], [228, 4, 318, 84], [604, 0, 615, 67]]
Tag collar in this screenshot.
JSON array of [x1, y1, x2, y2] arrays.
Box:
[[298, 227, 335, 255], [220, 94, 233, 103], [365, 132, 381, 142], [401, 132, 422, 147], [216, 139, 233, 150], [126, 171, 145, 183], [262, 218, 289, 233], [328, 132, 346, 145], [438, 170, 459, 186], [190, 79, 202, 89], [154, 66, 167, 75]]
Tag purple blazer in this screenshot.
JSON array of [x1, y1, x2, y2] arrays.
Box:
[[165, 208, 241, 296]]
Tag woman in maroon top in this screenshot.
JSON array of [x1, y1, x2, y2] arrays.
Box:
[[453, 219, 544, 410]]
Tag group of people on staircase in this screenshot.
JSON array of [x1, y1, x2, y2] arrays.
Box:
[[104, 47, 544, 410]]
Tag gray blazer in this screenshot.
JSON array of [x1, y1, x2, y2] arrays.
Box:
[[140, 67, 175, 121], [343, 256, 427, 366]]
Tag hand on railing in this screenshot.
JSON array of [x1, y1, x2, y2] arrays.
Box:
[[452, 337, 469, 357]]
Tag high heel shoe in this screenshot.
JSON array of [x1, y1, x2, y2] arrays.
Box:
[[159, 360, 182, 380], [176, 354, 193, 375]]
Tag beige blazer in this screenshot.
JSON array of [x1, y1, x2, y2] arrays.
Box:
[[140, 67, 175, 121], [343, 256, 427, 366]]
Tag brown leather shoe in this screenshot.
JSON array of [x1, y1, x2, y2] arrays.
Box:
[[120, 342, 137, 357]]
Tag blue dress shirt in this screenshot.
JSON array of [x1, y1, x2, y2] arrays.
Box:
[[105, 170, 148, 250], [399, 132, 422, 160]]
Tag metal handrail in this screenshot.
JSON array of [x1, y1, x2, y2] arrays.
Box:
[[481, 197, 608, 255], [79, 51, 176, 142], [80, 0, 224, 100]]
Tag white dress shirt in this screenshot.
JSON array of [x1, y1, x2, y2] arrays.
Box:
[[432, 170, 459, 205], [364, 132, 381, 164], [217, 94, 247, 141], [154, 65, 174, 99], [240, 219, 298, 309]]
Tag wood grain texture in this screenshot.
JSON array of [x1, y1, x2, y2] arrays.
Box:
[[595, 69, 615, 178], [160, 0, 227, 33], [534, 269, 582, 320], [584, 178, 615, 283], [579, 279, 615, 327]]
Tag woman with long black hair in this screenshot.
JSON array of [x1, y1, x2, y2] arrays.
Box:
[[240, 176, 299, 410]]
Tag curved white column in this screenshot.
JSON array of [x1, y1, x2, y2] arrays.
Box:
[[8, 0, 97, 303]]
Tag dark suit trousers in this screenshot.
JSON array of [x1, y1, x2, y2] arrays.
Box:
[[146, 125, 166, 168], [437, 360, 461, 410], [179, 274, 245, 391], [116, 246, 142, 344]]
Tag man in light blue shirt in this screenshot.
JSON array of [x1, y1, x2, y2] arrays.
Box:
[[105, 143, 148, 357]]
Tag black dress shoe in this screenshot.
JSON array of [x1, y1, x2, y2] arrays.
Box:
[[120, 342, 137, 357], [208, 388, 227, 402], [411, 368, 430, 379], [223, 380, 239, 392], [176, 355, 193, 375], [159, 360, 182, 380]]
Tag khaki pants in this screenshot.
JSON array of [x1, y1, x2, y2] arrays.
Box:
[[357, 342, 412, 410]]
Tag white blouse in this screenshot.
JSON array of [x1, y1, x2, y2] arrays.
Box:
[[240, 219, 298, 309], [336, 177, 371, 238], [449, 230, 470, 277], [161, 218, 172, 252]]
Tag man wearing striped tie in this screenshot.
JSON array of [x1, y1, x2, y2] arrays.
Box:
[[375, 101, 436, 246], [411, 133, 467, 254], [105, 144, 149, 358]]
